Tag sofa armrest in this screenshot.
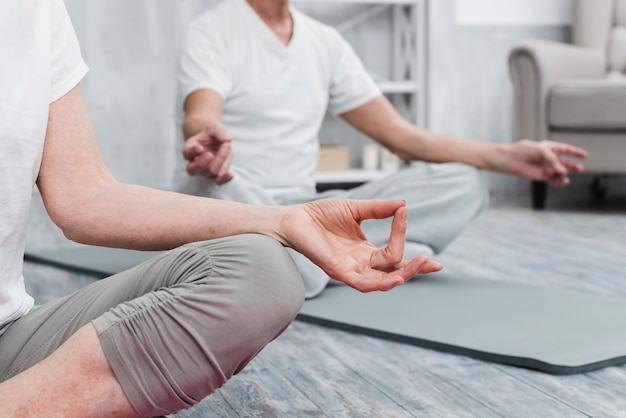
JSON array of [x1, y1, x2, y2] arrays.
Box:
[[508, 40, 605, 141]]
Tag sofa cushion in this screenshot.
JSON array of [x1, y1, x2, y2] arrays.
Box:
[[548, 79, 626, 130]]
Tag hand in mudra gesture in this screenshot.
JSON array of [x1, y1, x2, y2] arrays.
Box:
[[277, 198, 442, 292]]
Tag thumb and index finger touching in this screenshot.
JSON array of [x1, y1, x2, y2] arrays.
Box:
[[351, 199, 443, 287]]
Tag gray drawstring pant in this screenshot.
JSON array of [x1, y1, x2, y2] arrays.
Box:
[[0, 234, 305, 416]]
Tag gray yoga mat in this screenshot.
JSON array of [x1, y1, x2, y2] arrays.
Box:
[[24, 246, 626, 374], [25, 246, 163, 277]]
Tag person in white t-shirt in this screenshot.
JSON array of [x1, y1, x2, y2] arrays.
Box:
[[0, 1, 443, 416], [173, 0, 588, 298]]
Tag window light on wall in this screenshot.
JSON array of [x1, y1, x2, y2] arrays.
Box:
[[456, 0, 573, 26]]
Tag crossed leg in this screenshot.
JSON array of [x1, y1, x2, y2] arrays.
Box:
[[0, 234, 304, 417]]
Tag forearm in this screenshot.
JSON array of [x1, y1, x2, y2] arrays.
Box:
[[343, 97, 508, 172], [54, 179, 287, 251], [391, 124, 508, 172], [182, 89, 225, 140]]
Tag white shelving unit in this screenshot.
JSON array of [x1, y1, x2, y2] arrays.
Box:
[[294, 0, 428, 186]]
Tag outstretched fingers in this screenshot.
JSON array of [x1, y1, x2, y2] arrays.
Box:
[[387, 256, 443, 284], [353, 256, 443, 293], [559, 155, 585, 174], [186, 151, 213, 176], [208, 141, 233, 183], [540, 145, 568, 177], [357, 201, 442, 292], [546, 142, 587, 179], [546, 141, 588, 160]]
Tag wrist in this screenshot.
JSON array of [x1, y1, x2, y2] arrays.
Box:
[[182, 117, 222, 140], [255, 205, 294, 247], [481, 142, 511, 173]]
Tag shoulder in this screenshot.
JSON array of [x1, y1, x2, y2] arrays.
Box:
[[186, 1, 239, 39], [293, 8, 341, 40], [292, 8, 349, 53]]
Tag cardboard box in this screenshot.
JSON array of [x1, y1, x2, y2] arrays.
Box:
[[316, 144, 350, 172]]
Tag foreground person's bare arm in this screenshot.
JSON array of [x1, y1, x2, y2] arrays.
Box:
[[38, 86, 277, 250], [38, 85, 441, 292]]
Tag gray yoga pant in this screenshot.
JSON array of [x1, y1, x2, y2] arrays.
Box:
[[0, 234, 305, 416], [177, 162, 489, 297]]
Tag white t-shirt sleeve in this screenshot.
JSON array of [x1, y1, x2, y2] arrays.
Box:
[[327, 30, 382, 116], [49, 0, 88, 103], [177, 18, 232, 108]]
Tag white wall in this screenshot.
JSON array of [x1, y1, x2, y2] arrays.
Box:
[[65, 0, 217, 189]]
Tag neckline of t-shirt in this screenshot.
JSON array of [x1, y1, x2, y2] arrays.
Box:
[[236, 0, 299, 54]]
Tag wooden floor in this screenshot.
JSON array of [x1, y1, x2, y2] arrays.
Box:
[[23, 177, 626, 417]]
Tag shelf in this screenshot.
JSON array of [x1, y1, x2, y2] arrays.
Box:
[[377, 80, 420, 94], [314, 169, 391, 184]]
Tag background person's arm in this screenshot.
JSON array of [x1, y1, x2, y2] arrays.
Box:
[[37, 84, 441, 292], [341, 96, 587, 186], [180, 89, 233, 184], [182, 88, 224, 139]]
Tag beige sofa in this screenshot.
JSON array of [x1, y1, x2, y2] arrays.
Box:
[[509, 0, 626, 209]]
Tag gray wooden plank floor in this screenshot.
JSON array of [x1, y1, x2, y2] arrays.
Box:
[[23, 177, 626, 417]]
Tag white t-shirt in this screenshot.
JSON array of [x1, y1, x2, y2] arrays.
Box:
[[174, 0, 381, 197], [0, 0, 88, 330]]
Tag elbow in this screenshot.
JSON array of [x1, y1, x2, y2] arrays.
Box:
[[57, 215, 93, 245], [61, 228, 90, 246], [43, 196, 91, 245], [392, 146, 413, 161]]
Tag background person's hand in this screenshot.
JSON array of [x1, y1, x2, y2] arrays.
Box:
[[502, 139, 588, 186], [277, 199, 443, 292], [182, 124, 234, 185]]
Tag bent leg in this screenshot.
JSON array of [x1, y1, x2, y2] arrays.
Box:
[[94, 235, 304, 415], [0, 234, 304, 417]]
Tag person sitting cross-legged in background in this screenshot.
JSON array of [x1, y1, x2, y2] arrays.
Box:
[[0, 1, 443, 417], [174, 0, 588, 298]]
